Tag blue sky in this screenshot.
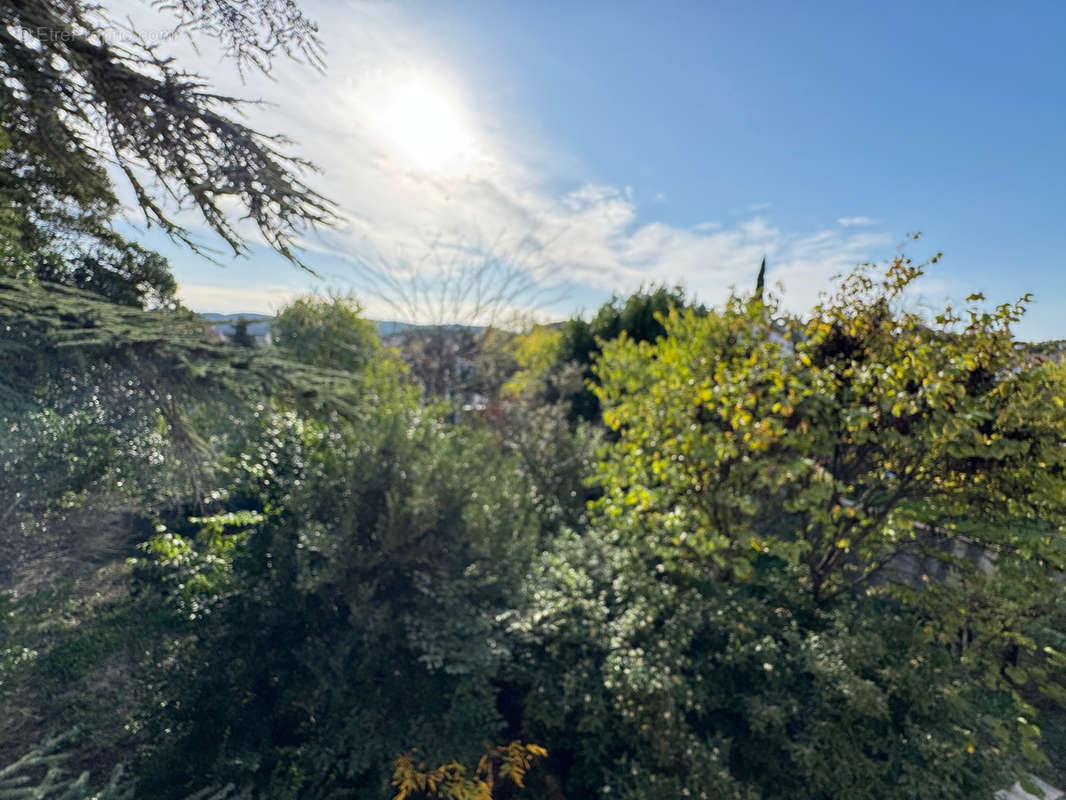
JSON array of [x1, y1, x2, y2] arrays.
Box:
[[120, 0, 1066, 339]]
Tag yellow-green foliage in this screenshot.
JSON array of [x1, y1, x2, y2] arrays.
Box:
[[588, 252, 1066, 777], [273, 292, 381, 373], [392, 742, 547, 800], [273, 291, 413, 407], [594, 251, 1066, 600], [501, 325, 561, 398]]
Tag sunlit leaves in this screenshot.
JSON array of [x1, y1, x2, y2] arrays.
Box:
[[593, 254, 1066, 606], [391, 742, 546, 800], [528, 253, 1066, 793]]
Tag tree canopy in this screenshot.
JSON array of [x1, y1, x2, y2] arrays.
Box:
[[1, 0, 1065, 795], [3, 254, 1066, 799], [0, 0, 333, 265]]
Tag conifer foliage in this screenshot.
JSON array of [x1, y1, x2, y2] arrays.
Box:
[[0, 0, 333, 263], [2, 0, 1066, 796]]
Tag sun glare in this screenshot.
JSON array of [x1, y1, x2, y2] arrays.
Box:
[[373, 73, 478, 175]]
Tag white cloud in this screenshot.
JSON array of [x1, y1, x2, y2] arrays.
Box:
[[108, 0, 899, 323], [178, 284, 307, 315]]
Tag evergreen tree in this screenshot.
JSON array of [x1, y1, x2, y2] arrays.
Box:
[[553, 284, 704, 421], [0, 0, 333, 265], [230, 317, 256, 348]]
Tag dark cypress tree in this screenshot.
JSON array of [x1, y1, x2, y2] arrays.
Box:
[[230, 317, 256, 348], [556, 285, 705, 422]]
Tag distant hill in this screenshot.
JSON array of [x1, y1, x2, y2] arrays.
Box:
[[374, 320, 419, 337], [1022, 339, 1066, 361], [200, 313, 274, 324], [200, 313, 468, 340]]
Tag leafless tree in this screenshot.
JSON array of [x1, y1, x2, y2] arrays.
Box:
[[350, 227, 568, 330], [347, 228, 570, 401]]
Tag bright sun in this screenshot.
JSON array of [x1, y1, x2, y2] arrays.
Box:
[[373, 74, 478, 175]]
